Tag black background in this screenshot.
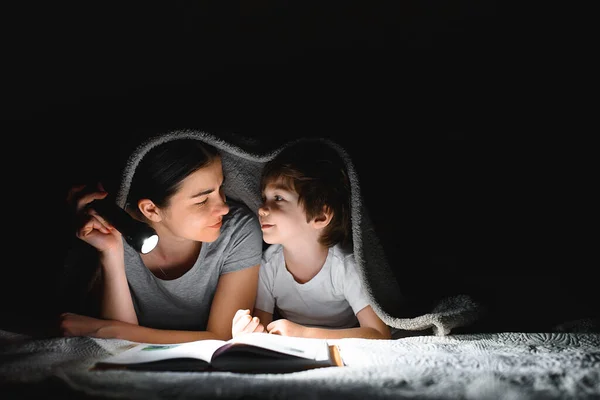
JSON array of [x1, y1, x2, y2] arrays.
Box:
[[2, 2, 596, 334]]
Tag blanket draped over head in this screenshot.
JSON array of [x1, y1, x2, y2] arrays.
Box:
[[108, 129, 481, 336]]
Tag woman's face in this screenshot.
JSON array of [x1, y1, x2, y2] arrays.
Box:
[[158, 157, 229, 243]]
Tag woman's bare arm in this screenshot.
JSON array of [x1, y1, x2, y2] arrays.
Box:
[[60, 264, 261, 343], [98, 249, 138, 324], [207, 265, 260, 340], [59, 313, 222, 343]]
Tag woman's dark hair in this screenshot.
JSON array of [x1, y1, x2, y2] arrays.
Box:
[[126, 139, 221, 219], [260, 140, 352, 251]]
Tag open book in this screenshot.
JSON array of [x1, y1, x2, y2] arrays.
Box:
[[92, 332, 344, 373]]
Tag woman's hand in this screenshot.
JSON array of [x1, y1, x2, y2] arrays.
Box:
[[67, 183, 123, 253], [232, 309, 265, 338]]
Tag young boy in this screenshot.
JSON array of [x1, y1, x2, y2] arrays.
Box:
[[232, 139, 391, 339]]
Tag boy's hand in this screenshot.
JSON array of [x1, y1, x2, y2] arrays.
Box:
[[266, 319, 306, 338], [231, 309, 265, 338]]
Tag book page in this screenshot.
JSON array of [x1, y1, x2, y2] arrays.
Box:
[[99, 340, 226, 365], [227, 333, 330, 361]]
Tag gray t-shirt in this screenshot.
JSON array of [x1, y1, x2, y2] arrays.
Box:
[[123, 200, 262, 330]]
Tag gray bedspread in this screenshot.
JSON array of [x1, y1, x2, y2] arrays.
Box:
[[2, 329, 599, 399]]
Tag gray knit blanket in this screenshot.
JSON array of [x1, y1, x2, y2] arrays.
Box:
[[2, 329, 599, 399], [112, 129, 482, 335]]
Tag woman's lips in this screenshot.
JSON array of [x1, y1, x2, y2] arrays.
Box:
[[209, 220, 223, 229]]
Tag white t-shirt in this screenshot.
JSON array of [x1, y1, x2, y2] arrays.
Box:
[[255, 244, 371, 329]]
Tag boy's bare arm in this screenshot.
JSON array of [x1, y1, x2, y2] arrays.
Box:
[[267, 306, 391, 339], [354, 305, 391, 338]]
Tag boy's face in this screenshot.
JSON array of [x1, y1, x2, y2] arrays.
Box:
[[258, 180, 315, 246]]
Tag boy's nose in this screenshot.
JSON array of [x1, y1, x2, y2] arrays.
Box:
[[258, 207, 269, 217]]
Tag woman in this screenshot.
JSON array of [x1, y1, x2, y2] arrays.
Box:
[[59, 136, 263, 343]]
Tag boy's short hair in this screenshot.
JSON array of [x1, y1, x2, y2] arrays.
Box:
[[260, 139, 352, 250]]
